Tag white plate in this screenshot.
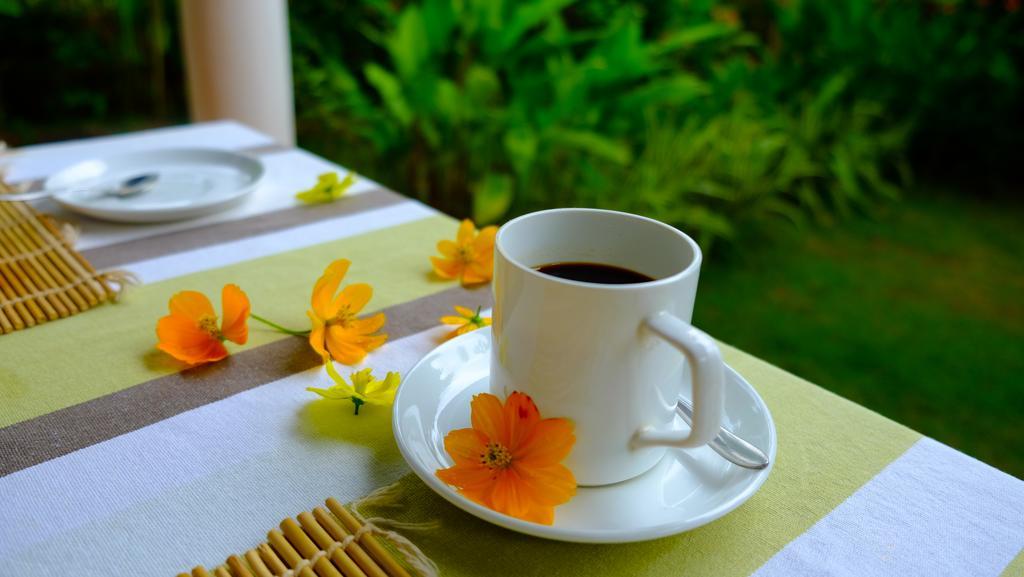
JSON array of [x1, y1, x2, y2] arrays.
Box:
[[44, 148, 264, 223], [393, 327, 777, 543]]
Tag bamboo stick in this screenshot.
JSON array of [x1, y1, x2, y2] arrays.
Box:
[[227, 554, 256, 577], [18, 209, 104, 307], [244, 549, 275, 577], [0, 272, 30, 328], [0, 219, 70, 317], [325, 498, 411, 577], [0, 203, 86, 314], [0, 205, 61, 317], [213, 567, 232, 577], [191, 567, 213, 577], [0, 222, 47, 323], [31, 206, 113, 301], [267, 529, 304, 568], [257, 543, 289, 576], [0, 218, 79, 313], [309, 509, 388, 577], [1, 203, 101, 306], [0, 302, 14, 333], [0, 252, 38, 326], [280, 518, 355, 577]]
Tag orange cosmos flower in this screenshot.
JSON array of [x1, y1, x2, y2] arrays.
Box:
[[307, 259, 387, 365], [436, 392, 576, 525], [156, 284, 250, 364], [430, 219, 498, 286], [440, 305, 491, 341]]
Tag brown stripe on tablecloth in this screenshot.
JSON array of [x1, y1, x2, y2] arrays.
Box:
[[0, 284, 492, 477], [81, 188, 409, 269], [10, 143, 293, 192]]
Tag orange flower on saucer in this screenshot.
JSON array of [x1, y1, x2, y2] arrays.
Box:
[[439, 305, 491, 341], [307, 259, 387, 365], [156, 284, 250, 364], [430, 219, 498, 286], [436, 392, 576, 525]]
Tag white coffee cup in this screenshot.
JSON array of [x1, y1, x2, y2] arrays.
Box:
[[490, 208, 725, 486]]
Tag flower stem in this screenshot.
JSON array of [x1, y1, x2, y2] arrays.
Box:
[[251, 313, 310, 336], [352, 398, 365, 415]]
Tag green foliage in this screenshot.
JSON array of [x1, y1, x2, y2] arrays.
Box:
[[292, 0, 933, 248]]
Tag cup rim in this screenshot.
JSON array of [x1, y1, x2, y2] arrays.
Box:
[[495, 208, 702, 291]]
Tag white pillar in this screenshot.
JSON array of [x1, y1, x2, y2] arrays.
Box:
[[180, 0, 296, 146]]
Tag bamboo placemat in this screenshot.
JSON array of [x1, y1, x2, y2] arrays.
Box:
[[179, 496, 435, 577], [0, 162, 125, 334]]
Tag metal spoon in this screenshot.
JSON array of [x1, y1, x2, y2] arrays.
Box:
[[676, 397, 770, 470], [0, 173, 159, 202]]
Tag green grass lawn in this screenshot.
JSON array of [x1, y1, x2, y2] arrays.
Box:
[[693, 189, 1024, 478]]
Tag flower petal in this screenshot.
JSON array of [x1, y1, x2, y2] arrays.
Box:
[[334, 283, 373, 315], [461, 261, 493, 285], [440, 316, 469, 326], [156, 314, 227, 364], [311, 259, 350, 318], [326, 325, 370, 365], [436, 463, 495, 494], [470, 393, 508, 445], [168, 290, 216, 321], [442, 427, 489, 466], [307, 311, 329, 359], [514, 417, 576, 466], [350, 311, 385, 334], [456, 219, 476, 244], [489, 468, 554, 523], [454, 305, 475, 318], [504, 392, 541, 451], [513, 462, 577, 507], [437, 239, 459, 257], [431, 256, 463, 280], [219, 284, 250, 345], [474, 225, 498, 253]]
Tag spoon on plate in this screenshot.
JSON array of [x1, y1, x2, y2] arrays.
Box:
[[676, 397, 770, 470], [0, 173, 158, 203]]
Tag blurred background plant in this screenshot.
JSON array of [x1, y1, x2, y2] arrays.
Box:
[[1, 0, 1021, 475]]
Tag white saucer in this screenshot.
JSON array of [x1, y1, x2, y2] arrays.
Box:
[[393, 327, 776, 543], [45, 148, 264, 223]]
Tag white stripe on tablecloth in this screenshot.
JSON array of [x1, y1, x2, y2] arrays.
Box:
[[751, 437, 1024, 577], [122, 200, 435, 283], [0, 324, 451, 576]]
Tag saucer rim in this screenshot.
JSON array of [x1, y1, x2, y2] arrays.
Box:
[[392, 327, 777, 543]]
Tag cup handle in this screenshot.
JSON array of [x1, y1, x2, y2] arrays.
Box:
[[633, 311, 725, 449]]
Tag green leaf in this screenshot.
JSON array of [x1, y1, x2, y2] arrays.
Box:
[[617, 74, 709, 110], [473, 173, 514, 224], [504, 127, 538, 178], [547, 129, 633, 165], [654, 22, 737, 54], [387, 6, 429, 80], [363, 63, 413, 126], [493, 0, 580, 56]]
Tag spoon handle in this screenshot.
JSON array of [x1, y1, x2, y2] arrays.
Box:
[[676, 397, 770, 470], [0, 190, 54, 202]]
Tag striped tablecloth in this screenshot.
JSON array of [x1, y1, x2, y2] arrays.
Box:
[[0, 122, 1021, 577]]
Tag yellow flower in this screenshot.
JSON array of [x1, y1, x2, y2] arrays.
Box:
[[440, 305, 491, 341], [430, 219, 498, 286], [155, 285, 250, 365], [436, 392, 577, 524], [296, 172, 356, 204], [307, 259, 387, 365], [307, 364, 400, 415]]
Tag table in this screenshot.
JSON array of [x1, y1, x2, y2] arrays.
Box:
[[0, 122, 1021, 577]]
